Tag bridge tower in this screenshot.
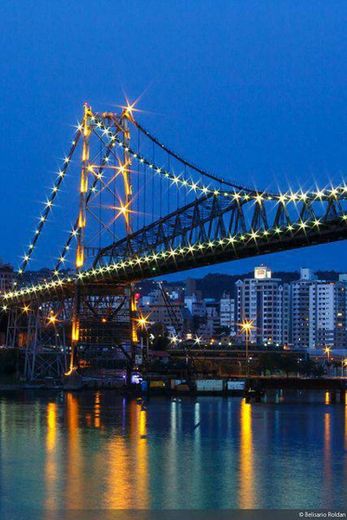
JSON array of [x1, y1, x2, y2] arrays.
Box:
[[6, 103, 141, 381]]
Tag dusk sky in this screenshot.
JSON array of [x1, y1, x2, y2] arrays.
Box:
[[1, 1, 347, 278]]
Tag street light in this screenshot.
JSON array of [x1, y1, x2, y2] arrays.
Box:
[[324, 346, 331, 362], [136, 313, 151, 363], [240, 320, 255, 377], [342, 358, 347, 376]]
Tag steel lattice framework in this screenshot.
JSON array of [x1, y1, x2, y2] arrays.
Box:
[[2, 101, 347, 379]]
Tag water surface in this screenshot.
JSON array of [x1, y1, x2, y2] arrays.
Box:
[[0, 390, 346, 513]]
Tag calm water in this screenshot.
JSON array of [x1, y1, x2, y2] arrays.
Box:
[[0, 390, 346, 514]]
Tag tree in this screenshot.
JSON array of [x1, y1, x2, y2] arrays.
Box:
[[148, 322, 170, 351]]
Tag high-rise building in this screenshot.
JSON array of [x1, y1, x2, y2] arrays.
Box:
[[308, 282, 335, 349], [334, 275, 347, 348], [291, 269, 347, 350], [291, 269, 315, 349], [236, 265, 290, 345], [219, 292, 235, 334]]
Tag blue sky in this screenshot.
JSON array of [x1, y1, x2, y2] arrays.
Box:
[[1, 0, 347, 277]]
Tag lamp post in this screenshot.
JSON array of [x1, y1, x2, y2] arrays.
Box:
[[240, 320, 255, 377], [342, 358, 347, 377], [136, 313, 151, 366], [324, 346, 331, 362]]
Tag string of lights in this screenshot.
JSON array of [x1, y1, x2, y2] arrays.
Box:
[[132, 118, 256, 192], [3, 211, 347, 309], [92, 115, 347, 204], [17, 127, 82, 278], [53, 140, 115, 274]]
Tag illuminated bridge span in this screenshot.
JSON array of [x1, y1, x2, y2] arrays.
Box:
[[2, 102, 347, 379]]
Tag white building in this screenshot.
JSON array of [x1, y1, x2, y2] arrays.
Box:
[[308, 282, 335, 349], [236, 265, 290, 346], [184, 293, 206, 318], [291, 269, 347, 350], [219, 293, 235, 334], [291, 269, 315, 349]]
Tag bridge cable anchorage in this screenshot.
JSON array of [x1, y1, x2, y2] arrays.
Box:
[[16, 126, 82, 281]]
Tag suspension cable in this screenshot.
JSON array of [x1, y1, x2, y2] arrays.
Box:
[[132, 118, 259, 193]]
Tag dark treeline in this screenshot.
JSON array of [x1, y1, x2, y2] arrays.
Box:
[[137, 270, 341, 300]]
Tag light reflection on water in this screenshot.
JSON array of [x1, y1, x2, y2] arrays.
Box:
[[0, 390, 346, 511]]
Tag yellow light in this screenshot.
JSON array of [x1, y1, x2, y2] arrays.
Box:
[[136, 313, 150, 330], [117, 162, 128, 175], [23, 305, 30, 313], [47, 314, 57, 325], [80, 175, 88, 193], [78, 210, 86, 228], [240, 320, 255, 334]]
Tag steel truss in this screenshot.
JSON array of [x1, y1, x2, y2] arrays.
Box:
[[95, 189, 347, 269]]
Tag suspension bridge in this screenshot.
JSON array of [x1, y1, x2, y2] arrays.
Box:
[[2, 101, 347, 381]]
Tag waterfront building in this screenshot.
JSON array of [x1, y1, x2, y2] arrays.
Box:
[[139, 289, 184, 333], [334, 275, 347, 348], [291, 269, 347, 350], [219, 292, 235, 335], [205, 299, 220, 336], [290, 268, 315, 349], [236, 265, 290, 345]]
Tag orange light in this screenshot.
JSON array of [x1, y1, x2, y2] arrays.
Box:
[[78, 211, 86, 228], [80, 175, 88, 193], [71, 319, 79, 342], [23, 305, 30, 313], [76, 245, 84, 269]]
